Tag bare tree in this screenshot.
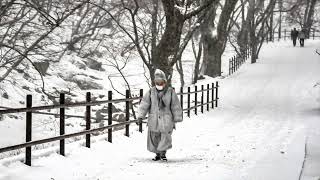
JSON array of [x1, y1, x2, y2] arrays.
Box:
[[303, 0, 317, 37], [247, 0, 276, 63], [285, 0, 318, 36], [0, 0, 89, 83], [90, 0, 216, 85], [200, 0, 239, 78]]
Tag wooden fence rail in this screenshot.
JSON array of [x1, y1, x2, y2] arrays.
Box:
[[267, 29, 320, 42], [0, 82, 219, 166]]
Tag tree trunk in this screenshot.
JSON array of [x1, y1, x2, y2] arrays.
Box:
[[237, 0, 249, 57], [250, 33, 258, 63], [204, 39, 223, 77], [198, 0, 219, 77], [248, 0, 256, 63], [192, 37, 202, 84], [151, 0, 158, 61], [303, 0, 311, 28], [176, 57, 185, 87], [278, 0, 282, 40], [150, 0, 185, 85], [269, 10, 273, 41], [248, 0, 276, 64], [203, 0, 238, 77], [304, 0, 317, 38]]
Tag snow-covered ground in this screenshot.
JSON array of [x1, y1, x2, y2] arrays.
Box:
[[1, 39, 320, 180]]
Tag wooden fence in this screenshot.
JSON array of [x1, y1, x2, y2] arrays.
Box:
[[229, 47, 251, 76], [0, 82, 219, 166], [266, 29, 320, 42]]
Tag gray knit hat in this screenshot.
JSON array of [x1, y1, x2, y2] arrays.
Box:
[[154, 69, 167, 82]]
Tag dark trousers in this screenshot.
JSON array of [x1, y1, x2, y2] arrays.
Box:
[[293, 38, 297, 46], [300, 39, 304, 47]]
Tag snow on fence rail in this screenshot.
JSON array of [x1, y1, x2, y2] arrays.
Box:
[[0, 82, 219, 166]]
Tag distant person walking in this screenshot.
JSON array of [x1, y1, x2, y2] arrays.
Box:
[[291, 28, 299, 47], [137, 69, 183, 161], [299, 29, 306, 47]]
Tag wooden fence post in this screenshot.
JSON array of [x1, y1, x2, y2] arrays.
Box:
[[243, 51, 245, 62], [237, 55, 241, 70], [180, 87, 183, 111], [187, 87, 190, 117], [201, 85, 204, 113], [25, 95, 32, 166], [231, 57, 233, 74], [284, 29, 286, 40], [125, 90, 130, 137], [139, 89, 143, 132], [241, 53, 243, 65], [60, 93, 65, 155], [235, 56, 237, 71], [273, 31, 275, 42], [233, 56, 236, 72], [236, 55, 238, 70], [243, 53, 245, 64], [86, 92, 91, 148], [207, 84, 210, 111], [231, 57, 233, 73], [313, 29, 315, 40], [236, 55, 239, 70], [211, 83, 214, 108], [215, 81, 219, 107], [230, 58, 232, 74], [237, 55, 239, 70], [229, 59, 231, 75], [242, 53, 244, 64], [194, 85, 197, 115], [108, 91, 112, 143]]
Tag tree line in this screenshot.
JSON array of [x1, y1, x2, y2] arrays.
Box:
[[0, 0, 318, 89]]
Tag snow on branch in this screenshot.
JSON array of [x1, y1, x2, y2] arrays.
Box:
[[174, 4, 196, 16], [183, 0, 216, 20]]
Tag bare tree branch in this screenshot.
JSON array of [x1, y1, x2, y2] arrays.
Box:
[[184, 0, 215, 20], [0, 0, 89, 82]]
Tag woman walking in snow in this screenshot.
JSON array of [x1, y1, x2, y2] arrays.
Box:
[[299, 29, 306, 47], [137, 69, 183, 161]]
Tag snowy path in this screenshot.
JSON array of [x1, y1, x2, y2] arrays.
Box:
[[1, 40, 320, 180]]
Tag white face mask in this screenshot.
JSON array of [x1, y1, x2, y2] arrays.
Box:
[[156, 85, 164, 90]]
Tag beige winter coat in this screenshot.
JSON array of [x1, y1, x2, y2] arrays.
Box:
[[138, 87, 183, 133]]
